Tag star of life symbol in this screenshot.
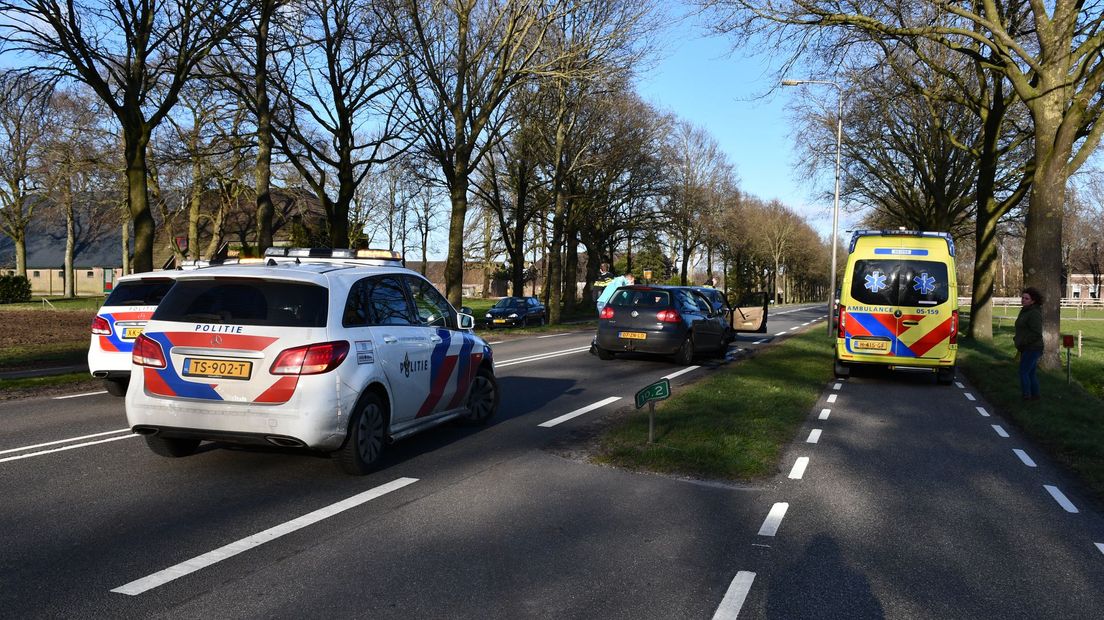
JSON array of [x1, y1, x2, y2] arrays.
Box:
[[913, 272, 937, 295], [864, 270, 888, 294]]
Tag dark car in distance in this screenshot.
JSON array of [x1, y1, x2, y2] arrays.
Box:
[[483, 296, 546, 328], [593, 286, 730, 365]]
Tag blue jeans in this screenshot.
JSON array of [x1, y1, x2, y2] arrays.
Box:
[[1019, 349, 1043, 397]]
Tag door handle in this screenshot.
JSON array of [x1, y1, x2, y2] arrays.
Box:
[[430, 335, 443, 344], [383, 335, 398, 344]]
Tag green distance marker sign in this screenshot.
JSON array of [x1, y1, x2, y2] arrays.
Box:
[[635, 378, 671, 409]]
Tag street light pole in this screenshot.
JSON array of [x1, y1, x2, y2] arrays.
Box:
[[782, 79, 843, 337]]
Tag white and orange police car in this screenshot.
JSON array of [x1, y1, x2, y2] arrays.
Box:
[[88, 272, 182, 396], [125, 248, 497, 475]]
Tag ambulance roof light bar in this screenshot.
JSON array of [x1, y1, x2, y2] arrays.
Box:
[[847, 229, 955, 257]]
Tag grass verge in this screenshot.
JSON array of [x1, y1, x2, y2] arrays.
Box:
[[0, 373, 101, 401], [592, 329, 832, 480], [959, 316, 1104, 500]]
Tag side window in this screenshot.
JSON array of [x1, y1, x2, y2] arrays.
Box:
[[527, 298, 538, 307], [693, 293, 712, 315], [675, 290, 698, 313], [343, 276, 416, 327], [405, 276, 454, 328]]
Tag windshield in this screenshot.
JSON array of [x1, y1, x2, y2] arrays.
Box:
[[154, 278, 329, 327], [609, 289, 670, 308], [103, 279, 175, 306], [493, 298, 526, 309], [850, 259, 950, 306]]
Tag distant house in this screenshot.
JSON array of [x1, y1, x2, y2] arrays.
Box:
[[0, 212, 124, 296], [1067, 273, 1101, 300]]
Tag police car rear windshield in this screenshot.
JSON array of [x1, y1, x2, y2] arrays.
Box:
[[610, 289, 671, 308], [153, 279, 329, 327], [850, 260, 949, 306], [104, 279, 175, 306]]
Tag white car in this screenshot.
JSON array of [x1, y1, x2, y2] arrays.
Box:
[[125, 248, 497, 475], [88, 272, 181, 396]]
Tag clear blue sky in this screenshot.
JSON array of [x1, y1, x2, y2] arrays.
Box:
[[633, 4, 862, 241]]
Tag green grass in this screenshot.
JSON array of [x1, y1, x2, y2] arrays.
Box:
[[0, 296, 105, 311], [0, 342, 87, 370], [959, 315, 1104, 498], [592, 329, 833, 480], [0, 372, 95, 391]]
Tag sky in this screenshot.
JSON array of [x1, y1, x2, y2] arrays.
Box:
[[632, 4, 863, 241]]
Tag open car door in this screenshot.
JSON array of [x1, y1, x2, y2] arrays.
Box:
[[728, 291, 769, 333]]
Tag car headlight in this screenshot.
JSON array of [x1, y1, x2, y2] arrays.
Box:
[[486, 313, 493, 318], [508, 313, 518, 318]]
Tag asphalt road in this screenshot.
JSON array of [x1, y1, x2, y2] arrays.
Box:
[[2, 303, 1101, 619]]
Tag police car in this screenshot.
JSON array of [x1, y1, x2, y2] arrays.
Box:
[[88, 272, 182, 396], [124, 248, 497, 475]]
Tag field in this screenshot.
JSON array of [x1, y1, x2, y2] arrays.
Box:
[[0, 299, 99, 371]]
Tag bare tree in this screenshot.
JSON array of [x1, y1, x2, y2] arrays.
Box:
[[0, 71, 51, 276]]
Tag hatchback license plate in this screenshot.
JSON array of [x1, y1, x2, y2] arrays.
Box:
[[619, 331, 646, 340], [493, 319, 507, 324], [853, 339, 888, 351], [122, 327, 143, 339], [183, 358, 252, 380]]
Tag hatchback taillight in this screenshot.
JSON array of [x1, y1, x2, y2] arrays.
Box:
[[599, 306, 615, 320], [132, 334, 166, 368], [656, 309, 681, 323], [949, 310, 959, 345], [271, 341, 350, 375], [91, 315, 111, 336]]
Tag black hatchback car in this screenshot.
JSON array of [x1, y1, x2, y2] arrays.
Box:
[[483, 296, 546, 328], [593, 286, 730, 364]]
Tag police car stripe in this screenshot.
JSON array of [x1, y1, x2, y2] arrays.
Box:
[[445, 333, 477, 410], [416, 331, 455, 418], [145, 333, 223, 400]]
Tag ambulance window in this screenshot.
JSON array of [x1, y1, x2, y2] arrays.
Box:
[[850, 260, 900, 306], [897, 261, 949, 306]]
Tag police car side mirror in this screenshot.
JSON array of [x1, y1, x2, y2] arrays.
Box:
[[457, 312, 475, 330]]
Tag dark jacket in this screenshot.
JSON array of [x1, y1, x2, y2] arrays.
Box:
[[1014, 304, 1044, 352]]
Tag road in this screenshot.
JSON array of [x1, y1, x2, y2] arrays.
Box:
[[2, 303, 1101, 619]]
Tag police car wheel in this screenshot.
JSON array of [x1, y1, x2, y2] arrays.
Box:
[[674, 337, 695, 366], [104, 378, 128, 397], [460, 368, 498, 425], [336, 395, 386, 475], [145, 435, 200, 458]]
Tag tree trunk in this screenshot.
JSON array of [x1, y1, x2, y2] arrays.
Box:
[[14, 229, 26, 276], [547, 188, 567, 323], [482, 209, 493, 298], [121, 220, 130, 274], [64, 178, 75, 297], [124, 126, 155, 273], [563, 219, 578, 316], [188, 156, 202, 258], [444, 174, 469, 308], [254, 0, 275, 254]]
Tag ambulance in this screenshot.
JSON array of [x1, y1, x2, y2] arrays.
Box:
[[834, 230, 958, 384]]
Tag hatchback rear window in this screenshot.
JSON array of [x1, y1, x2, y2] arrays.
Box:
[[154, 278, 329, 327], [609, 289, 670, 308], [103, 279, 175, 306], [850, 260, 950, 306]]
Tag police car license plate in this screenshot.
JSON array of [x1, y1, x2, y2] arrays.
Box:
[[122, 327, 143, 339], [183, 358, 252, 380], [853, 339, 889, 351], [619, 331, 646, 340]]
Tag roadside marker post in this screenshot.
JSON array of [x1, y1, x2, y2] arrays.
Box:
[[1062, 334, 1075, 385], [636, 378, 671, 444]]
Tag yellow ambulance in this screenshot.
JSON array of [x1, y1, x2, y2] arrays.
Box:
[[835, 230, 959, 384]]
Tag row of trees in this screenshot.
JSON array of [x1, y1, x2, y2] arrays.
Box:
[[0, 0, 834, 317]]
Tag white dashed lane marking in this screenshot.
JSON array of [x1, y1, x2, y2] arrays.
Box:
[[788, 457, 810, 479], [753, 339, 768, 344], [964, 392, 976, 401], [712, 571, 755, 620], [663, 366, 700, 381], [758, 503, 789, 536], [1096, 543, 1104, 556], [819, 409, 831, 420], [1044, 485, 1079, 513], [832, 383, 842, 390], [806, 429, 822, 444], [955, 382, 965, 389], [976, 406, 990, 417], [827, 394, 837, 403], [992, 425, 1009, 438], [538, 397, 621, 428], [1014, 449, 1037, 468]]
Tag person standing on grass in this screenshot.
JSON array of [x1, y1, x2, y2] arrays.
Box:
[[1014, 287, 1045, 401]]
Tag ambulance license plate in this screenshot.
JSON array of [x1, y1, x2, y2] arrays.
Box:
[[122, 327, 143, 339], [183, 358, 252, 380], [619, 331, 646, 340], [853, 339, 889, 351]]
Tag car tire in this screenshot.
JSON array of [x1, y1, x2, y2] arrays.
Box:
[[937, 366, 956, 385], [674, 337, 695, 365], [460, 367, 498, 425], [104, 378, 128, 397], [833, 359, 851, 379], [539, 315, 546, 327], [595, 345, 615, 360], [335, 393, 387, 475], [145, 435, 200, 458]]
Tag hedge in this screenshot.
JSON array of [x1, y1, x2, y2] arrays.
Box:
[[0, 274, 32, 304]]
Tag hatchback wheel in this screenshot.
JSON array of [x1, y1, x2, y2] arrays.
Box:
[[460, 367, 498, 425], [336, 394, 386, 475], [674, 336, 695, 365]]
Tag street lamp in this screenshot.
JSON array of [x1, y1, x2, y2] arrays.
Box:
[[782, 78, 843, 337]]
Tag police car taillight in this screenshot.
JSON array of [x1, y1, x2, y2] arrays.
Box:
[[91, 316, 111, 336], [271, 341, 350, 375], [132, 334, 166, 368], [949, 310, 959, 345]]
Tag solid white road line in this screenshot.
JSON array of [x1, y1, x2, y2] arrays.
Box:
[[955, 382, 965, 389], [0, 434, 138, 464], [53, 391, 108, 400], [818, 409, 831, 420], [806, 429, 822, 444], [826, 394, 837, 403], [538, 397, 621, 428], [0, 428, 131, 456], [758, 503, 789, 536], [773, 332, 788, 337], [486, 341, 504, 345], [964, 392, 976, 401], [1044, 485, 1079, 513], [992, 425, 1009, 438], [753, 339, 768, 345], [712, 571, 756, 620], [536, 333, 570, 339], [788, 457, 810, 480], [832, 383, 842, 390], [663, 366, 700, 381], [496, 346, 592, 367], [976, 406, 990, 417], [112, 478, 418, 596], [1014, 449, 1037, 468]]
